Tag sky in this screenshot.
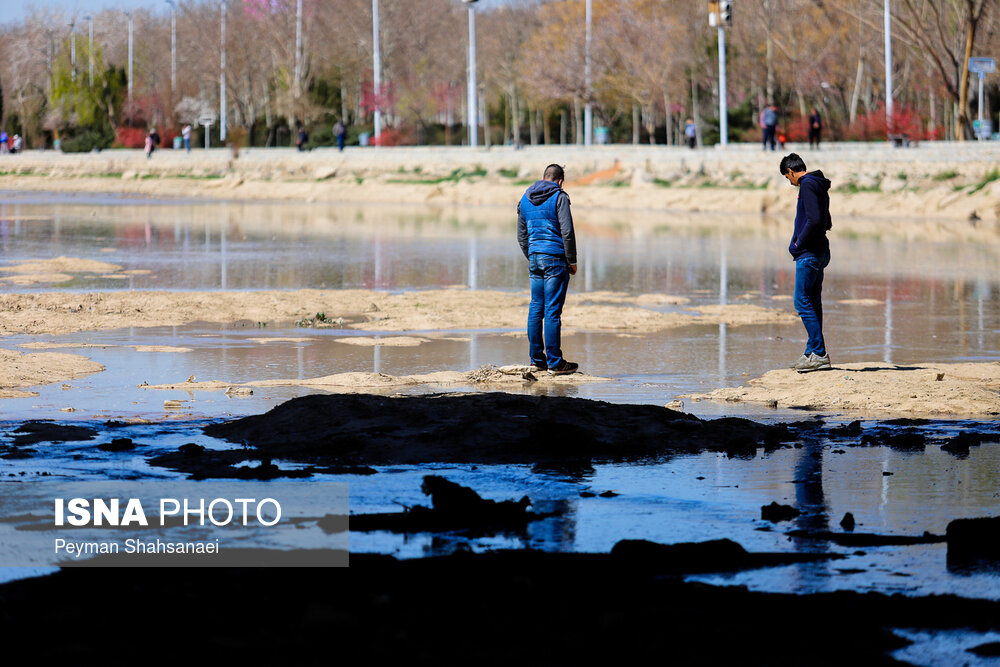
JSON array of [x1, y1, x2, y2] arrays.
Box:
[[6, 1, 160, 24]]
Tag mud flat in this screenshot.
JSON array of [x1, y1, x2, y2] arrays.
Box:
[[0, 349, 104, 398], [687, 362, 1000, 417], [4, 548, 1000, 663], [0, 288, 795, 337], [140, 364, 608, 395]]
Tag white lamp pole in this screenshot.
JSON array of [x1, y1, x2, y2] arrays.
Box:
[[294, 0, 303, 116], [464, 0, 479, 147], [124, 11, 133, 103], [84, 15, 93, 86], [220, 0, 227, 142], [584, 0, 592, 146], [372, 0, 381, 144], [884, 0, 893, 135], [166, 1, 177, 97], [69, 21, 76, 81]]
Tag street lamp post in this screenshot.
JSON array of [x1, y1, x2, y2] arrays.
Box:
[[294, 0, 303, 111], [69, 21, 76, 81], [124, 11, 133, 103], [166, 1, 177, 98], [584, 0, 592, 146], [884, 0, 893, 137], [220, 0, 227, 143], [83, 15, 93, 86], [372, 0, 381, 145], [463, 0, 479, 147]]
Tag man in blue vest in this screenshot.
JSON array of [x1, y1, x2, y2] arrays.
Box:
[[516, 164, 579, 375]]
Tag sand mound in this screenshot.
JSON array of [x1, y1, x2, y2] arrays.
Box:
[[0, 348, 105, 397], [0, 289, 795, 337], [687, 362, 1000, 417], [139, 364, 609, 394]]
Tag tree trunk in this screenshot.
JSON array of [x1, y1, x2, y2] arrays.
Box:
[[341, 82, 349, 125], [542, 108, 551, 145], [691, 74, 702, 147], [663, 91, 672, 145], [849, 48, 864, 125], [528, 101, 538, 145], [513, 89, 521, 145], [956, 16, 976, 140], [632, 104, 640, 144], [574, 97, 582, 145], [765, 0, 775, 103], [560, 109, 567, 144]]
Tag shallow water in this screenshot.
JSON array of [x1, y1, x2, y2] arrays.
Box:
[[1, 194, 999, 609]]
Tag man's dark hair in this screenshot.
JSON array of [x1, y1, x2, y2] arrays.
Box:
[[779, 153, 807, 176], [543, 164, 565, 181]]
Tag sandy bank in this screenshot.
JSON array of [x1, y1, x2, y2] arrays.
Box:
[[688, 362, 1000, 417], [0, 289, 795, 337], [0, 348, 104, 398], [140, 364, 608, 394], [1, 144, 999, 224]]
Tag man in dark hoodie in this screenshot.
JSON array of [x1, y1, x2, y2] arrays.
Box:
[[516, 164, 579, 375], [780, 153, 832, 373]]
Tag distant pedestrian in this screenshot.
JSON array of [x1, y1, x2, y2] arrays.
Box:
[[144, 133, 154, 159], [777, 128, 787, 150], [11, 135, 21, 153], [517, 163, 579, 376], [809, 108, 822, 149], [762, 104, 778, 151], [0, 131, 7, 154], [780, 153, 833, 374], [684, 118, 697, 149], [334, 120, 346, 151], [182, 124, 192, 153], [297, 127, 308, 152]]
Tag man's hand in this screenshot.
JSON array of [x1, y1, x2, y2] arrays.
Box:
[[569, 264, 578, 275]]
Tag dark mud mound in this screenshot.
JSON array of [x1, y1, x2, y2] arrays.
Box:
[[5, 550, 1000, 664], [350, 475, 547, 535], [200, 392, 791, 467]]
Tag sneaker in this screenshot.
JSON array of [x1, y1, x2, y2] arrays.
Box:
[[548, 360, 579, 375], [789, 354, 809, 369], [795, 353, 831, 373], [529, 362, 547, 373]]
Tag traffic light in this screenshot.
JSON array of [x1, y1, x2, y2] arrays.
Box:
[[720, 0, 732, 25]]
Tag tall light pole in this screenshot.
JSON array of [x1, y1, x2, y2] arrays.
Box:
[[463, 0, 479, 147], [584, 0, 592, 146], [84, 15, 93, 86], [710, 2, 732, 146], [372, 0, 381, 144], [68, 21, 76, 81], [293, 0, 303, 120], [124, 11, 133, 103], [884, 0, 893, 135], [166, 0, 177, 99], [220, 0, 227, 143]]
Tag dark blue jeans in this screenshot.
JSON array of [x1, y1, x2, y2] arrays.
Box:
[[527, 253, 570, 368], [794, 251, 830, 356]]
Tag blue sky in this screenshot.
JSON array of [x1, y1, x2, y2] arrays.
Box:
[[7, 1, 180, 24]]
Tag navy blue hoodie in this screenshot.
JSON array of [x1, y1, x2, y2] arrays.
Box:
[[789, 170, 832, 260]]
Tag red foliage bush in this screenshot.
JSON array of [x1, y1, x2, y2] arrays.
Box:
[[113, 127, 147, 149]]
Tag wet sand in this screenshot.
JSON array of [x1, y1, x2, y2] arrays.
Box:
[[0, 288, 793, 338], [0, 349, 104, 398], [688, 362, 1000, 418]]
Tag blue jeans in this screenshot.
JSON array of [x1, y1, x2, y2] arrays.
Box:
[[794, 251, 830, 356], [527, 254, 570, 368], [183, 137, 190, 153]]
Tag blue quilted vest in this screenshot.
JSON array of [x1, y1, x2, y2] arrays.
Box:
[[519, 189, 564, 257]]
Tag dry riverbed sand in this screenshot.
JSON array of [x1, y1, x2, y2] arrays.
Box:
[[688, 362, 1000, 417]]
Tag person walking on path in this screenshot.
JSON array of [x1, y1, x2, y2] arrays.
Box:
[[780, 153, 833, 373], [334, 120, 346, 151], [684, 118, 697, 149], [182, 124, 192, 153], [516, 164, 579, 375], [809, 108, 822, 149], [144, 132, 154, 159], [762, 103, 778, 151], [297, 126, 308, 151]]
